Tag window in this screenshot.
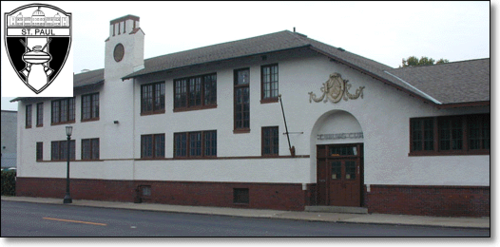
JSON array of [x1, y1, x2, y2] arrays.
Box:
[[234, 69, 250, 132], [141, 134, 165, 159], [141, 82, 165, 115], [36, 103, 43, 127], [82, 93, 99, 121], [174, 130, 217, 158], [25, 104, 32, 128], [36, 142, 43, 161], [262, 126, 279, 156], [51, 140, 75, 161], [174, 73, 217, 111], [261, 64, 279, 102], [233, 188, 249, 204], [82, 138, 100, 160], [51, 98, 75, 124], [409, 114, 490, 155]]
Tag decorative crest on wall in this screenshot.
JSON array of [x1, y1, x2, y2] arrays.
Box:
[[308, 73, 365, 103]]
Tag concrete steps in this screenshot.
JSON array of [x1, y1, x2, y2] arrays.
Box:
[[305, 206, 368, 214]]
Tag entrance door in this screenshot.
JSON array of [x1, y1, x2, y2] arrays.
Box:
[[316, 144, 363, 207]]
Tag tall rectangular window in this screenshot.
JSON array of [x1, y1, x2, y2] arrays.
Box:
[[82, 93, 99, 121], [51, 140, 75, 161], [141, 82, 165, 115], [141, 134, 165, 158], [25, 104, 32, 128], [234, 69, 250, 131], [261, 64, 279, 102], [82, 138, 100, 160], [409, 114, 489, 155], [36, 142, 43, 161], [174, 73, 217, 111], [174, 130, 217, 158], [36, 103, 43, 127], [262, 126, 279, 156], [51, 98, 75, 124]]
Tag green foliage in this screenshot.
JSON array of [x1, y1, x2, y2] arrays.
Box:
[[1, 170, 16, 196], [401, 56, 449, 67]]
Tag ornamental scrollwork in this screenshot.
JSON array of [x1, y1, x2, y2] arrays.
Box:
[[308, 73, 365, 103]]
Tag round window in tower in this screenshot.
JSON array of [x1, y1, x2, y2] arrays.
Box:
[[113, 43, 125, 62]]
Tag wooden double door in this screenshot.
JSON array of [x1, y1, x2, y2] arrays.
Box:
[[316, 144, 363, 207]]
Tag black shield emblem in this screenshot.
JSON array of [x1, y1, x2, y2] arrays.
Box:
[[4, 3, 71, 94]]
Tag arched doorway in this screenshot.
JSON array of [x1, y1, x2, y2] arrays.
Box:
[[310, 110, 364, 207]]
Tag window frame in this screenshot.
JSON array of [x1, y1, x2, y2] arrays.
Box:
[[262, 126, 279, 156], [25, 104, 32, 128], [234, 68, 250, 133], [409, 114, 490, 156], [141, 81, 166, 116], [36, 102, 43, 127], [51, 140, 76, 161], [260, 64, 279, 103], [81, 93, 100, 122], [51, 98, 76, 125], [173, 73, 217, 112], [140, 134, 165, 159], [36, 142, 43, 161], [173, 130, 217, 159], [81, 138, 100, 160]]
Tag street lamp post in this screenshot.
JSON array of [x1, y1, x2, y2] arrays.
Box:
[[63, 126, 73, 204]]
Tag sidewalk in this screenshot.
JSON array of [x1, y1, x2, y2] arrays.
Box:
[[1, 196, 490, 229]]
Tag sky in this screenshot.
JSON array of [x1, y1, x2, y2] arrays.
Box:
[[0, 1, 491, 111]]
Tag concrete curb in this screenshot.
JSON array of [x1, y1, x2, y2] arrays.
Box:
[[1, 196, 490, 229]]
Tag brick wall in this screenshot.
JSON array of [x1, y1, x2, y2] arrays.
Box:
[[16, 177, 307, 211], [364, 185, 490, 217]]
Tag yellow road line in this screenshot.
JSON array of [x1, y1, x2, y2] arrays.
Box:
[[42, 217, 107, 226]]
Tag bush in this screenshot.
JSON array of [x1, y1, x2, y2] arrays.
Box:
[[1, 170, 16, 196]]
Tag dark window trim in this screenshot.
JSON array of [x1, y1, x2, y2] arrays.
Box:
[[234, 68, 250, 131], [25, 104, 32, 129], [140, 133, 165, 159], [36, 102, 43, 127], [173, 73, 217, 112], [51, 140, 76, 161], [36, 142, 43, 161], [81, 93, 100, 122], [141, 81, 166, 116], [409, 114, 490, 156], [81, 138, 100, 161], [260, 64, 279, 102], [262, 126, 279, 156], [51, 98, 76, 125], [173, 130, 217, 159]]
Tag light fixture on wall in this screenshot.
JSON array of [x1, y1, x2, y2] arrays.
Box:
[[114, 120, 119, 124]]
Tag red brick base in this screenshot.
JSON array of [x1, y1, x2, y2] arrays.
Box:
[[364, 185, 490, 217], [16, 177, 308, 211]]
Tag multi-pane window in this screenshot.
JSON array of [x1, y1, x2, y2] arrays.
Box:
[[51, 140, 75, 161], [409, 114, 490, 155], [141, 82, 165, 115], [25, 104, 32, 128], [36, 103, 43, 127], [51, 98, 75, 124], [261, 64, 279, 101], [82, 93, 99, 121], [82, 138, 100, 160], [234, 69, 250, 131], [36, 142, 43, 161], [174, 130, 217, 158], [262, 126, 279, 156], [141, 134, 165, 158], [174, 73, 217, 110]]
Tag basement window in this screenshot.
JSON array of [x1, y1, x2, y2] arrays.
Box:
[[233, 188, 249, 204]]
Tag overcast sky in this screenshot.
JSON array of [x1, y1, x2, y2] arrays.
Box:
[[1, 1, 491, 110]]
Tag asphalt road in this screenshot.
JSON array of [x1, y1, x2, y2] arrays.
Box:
[[1, 200, 490, 237]]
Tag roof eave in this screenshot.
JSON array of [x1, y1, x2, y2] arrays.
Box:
[[436, 101, 490, 109]]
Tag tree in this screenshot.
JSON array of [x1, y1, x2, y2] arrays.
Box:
[[400, 56, 449, 67]]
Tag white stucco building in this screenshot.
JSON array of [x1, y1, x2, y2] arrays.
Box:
[[13, 15, 490, 217]]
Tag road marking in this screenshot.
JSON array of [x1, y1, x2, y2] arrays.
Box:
[[42, 217, 107, 226]]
